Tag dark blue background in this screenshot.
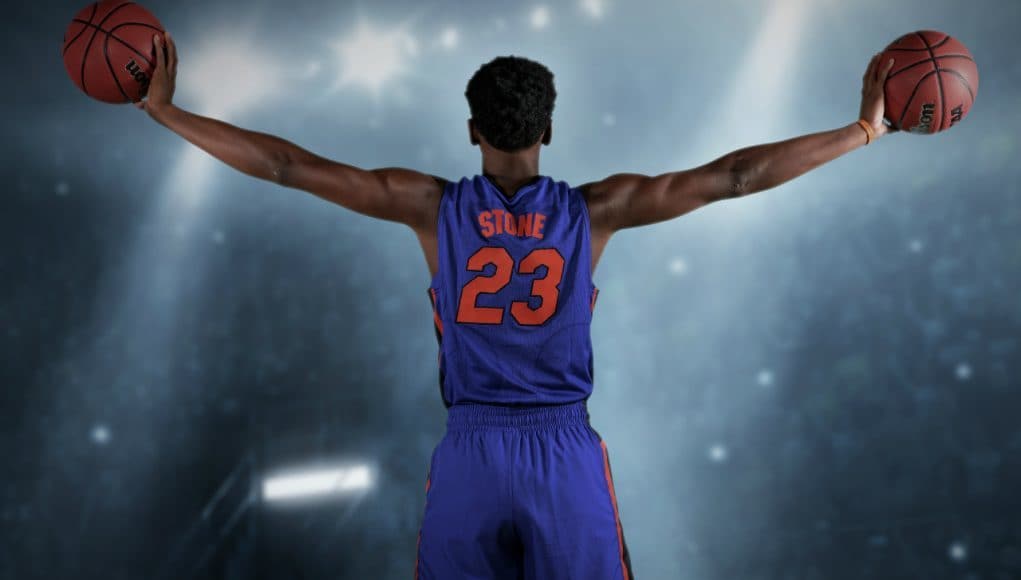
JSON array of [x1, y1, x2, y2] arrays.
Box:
[[3, 0, 1020, 578]]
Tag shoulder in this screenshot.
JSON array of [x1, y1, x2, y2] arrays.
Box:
[[370, 169, 451, 232], [571, 173, 651, 235], [571, 176, 615, 230]]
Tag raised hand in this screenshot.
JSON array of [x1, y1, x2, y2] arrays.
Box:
[[137, 32, 177, 113], [859, 53, 897, 138]]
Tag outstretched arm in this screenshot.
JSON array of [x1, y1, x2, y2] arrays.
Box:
[[582, 53, 896, 236], [139, 33, 443, 231]]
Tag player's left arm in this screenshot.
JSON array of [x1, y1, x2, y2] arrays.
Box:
[[581, 54, 896, 235]]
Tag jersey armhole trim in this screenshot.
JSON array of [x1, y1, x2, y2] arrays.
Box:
[[575, 183, 598, 294], [428, 179, 453, 291]]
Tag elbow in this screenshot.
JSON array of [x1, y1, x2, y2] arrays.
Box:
[[726, 151, 753, 198], [268, 150, 294, 185]]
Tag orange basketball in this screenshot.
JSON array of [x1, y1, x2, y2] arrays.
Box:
[[880, 30, 978, 134], [62, 0, 165, 104]]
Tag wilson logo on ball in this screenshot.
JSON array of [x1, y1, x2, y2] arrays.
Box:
[[125, 59, 150, 87], [62, 0, 165, 104], [911, 103, 936, 134], [879, 30, 978, 134], [950, 105, 964, 126]]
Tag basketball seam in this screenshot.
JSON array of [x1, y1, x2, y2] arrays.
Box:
[[73, 19, 157, 68], [103, 31, 132, 102], [78, 1, 136, 98], [888, 54, 975, 80], [78, 12, 103, 94], [941, 69, 975, 103], [63, 2, 98, 57], [885, 35, 951, 52], [96, 0, 136, 23], [897, 70, 938, 130], [108, 22, 161, 67], [109, 21, 162, 35], [918, 32, 947, 132]]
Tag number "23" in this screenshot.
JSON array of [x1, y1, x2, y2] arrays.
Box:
[[456, 247, 565, 326]]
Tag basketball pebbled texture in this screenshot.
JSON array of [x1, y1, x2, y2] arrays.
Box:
[[62, 1, 165, 104], [880, 30, 979, 134]]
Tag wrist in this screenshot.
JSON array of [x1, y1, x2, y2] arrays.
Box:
[[146, 101, 175, 123], [854, 119, 876, 145]]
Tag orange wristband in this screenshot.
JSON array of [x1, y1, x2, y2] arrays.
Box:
[[856, 119, 875, 145]]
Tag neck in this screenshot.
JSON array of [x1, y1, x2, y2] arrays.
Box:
[[479, 146, 539, 179], [481, 147, 541, 197]]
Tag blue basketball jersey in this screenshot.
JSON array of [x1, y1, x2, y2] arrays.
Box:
[[428, 175, 599, 407]]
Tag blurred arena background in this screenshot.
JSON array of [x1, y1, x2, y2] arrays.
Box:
[[3, 0, 1020, 578]]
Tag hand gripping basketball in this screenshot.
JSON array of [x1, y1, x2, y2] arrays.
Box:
[[858, 53, 897, 141], [878, 31, 979, 134], [137, 33, 176, 112], [61, 0, 166, 104]]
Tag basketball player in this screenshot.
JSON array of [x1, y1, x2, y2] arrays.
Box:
[[138, 32, 896, 579]]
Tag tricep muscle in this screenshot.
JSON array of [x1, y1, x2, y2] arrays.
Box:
[[273, 149, 444, 231]]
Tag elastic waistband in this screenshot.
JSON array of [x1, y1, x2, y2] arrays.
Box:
[[446, 401, 590, 431]]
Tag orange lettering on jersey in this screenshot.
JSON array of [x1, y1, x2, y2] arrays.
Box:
[[478, 211, 495, 237], [503, 212, 517, 235], [474, 210, 548, 239], [533, 213, 546, 239], [492, 209, 505, 235], [516, 213, 533, 238]]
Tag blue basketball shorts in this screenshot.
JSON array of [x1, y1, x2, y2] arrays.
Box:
[[414, 401, 635, 579]]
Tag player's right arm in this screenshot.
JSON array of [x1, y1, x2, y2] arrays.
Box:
[[580, 54, 896, 236], [140, 33, 442, 231]]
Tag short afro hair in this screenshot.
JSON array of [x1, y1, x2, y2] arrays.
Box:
[[465, 56, 557, 152]]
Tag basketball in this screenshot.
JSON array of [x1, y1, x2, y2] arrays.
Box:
[[880, 30, 978, 134], [62, 0, 165, 104]]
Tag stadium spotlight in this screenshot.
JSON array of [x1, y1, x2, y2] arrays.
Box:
[[331, 20, 418, 95], [180, 34, 284, 119], [262, 465, 373, 502]]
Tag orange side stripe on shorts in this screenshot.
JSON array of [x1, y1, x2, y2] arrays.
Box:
[[429, 288, 444, 335], [600, 440, 629, 580]]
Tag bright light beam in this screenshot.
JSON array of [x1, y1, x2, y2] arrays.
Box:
[[263, 465, 373, 501], [689, 0, 812, 165], [530, 6, 551, 29], [43, 31, 288, 523], [595, 3, 815, 574], [331, 20, 418, 96], [580, 0, 606, 19], [179, 34, 285, 119], [166, 33, 286, 209], [670, 0, 813, 226], [439, 27, 459, 50]]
